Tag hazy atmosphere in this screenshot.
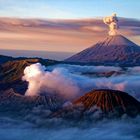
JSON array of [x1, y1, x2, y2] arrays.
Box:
[[0, 1, 140, 140], [0, 0, 140, 60]]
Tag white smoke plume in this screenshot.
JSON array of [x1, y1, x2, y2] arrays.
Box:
[[103, 13, 119, 36], [23, 63, 140, 100], [22, 63, 80, 99]]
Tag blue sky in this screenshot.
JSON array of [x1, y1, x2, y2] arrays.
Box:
[[0, 0, 140, 19]]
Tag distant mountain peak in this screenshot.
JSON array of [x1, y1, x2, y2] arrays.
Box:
[[65, 35, 140, 65], [100, 35, 138, 46]]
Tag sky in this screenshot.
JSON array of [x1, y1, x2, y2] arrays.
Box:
[[0, 0, 140, 19], [0, 0, 140, 60]]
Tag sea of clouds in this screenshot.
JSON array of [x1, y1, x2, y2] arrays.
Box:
[[1, 63, 140, 140], [23, 63, 140, 100], [0, 114, 140, 140]]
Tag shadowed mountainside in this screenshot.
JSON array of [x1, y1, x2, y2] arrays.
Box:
[[0, 55, 14, 64], [0, 89, 63, 116], [0, 58, 58, 94]]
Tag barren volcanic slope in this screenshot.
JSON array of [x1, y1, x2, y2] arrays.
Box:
[[0, 55, 14, 64], [73, 89, 140, 117], [66, 35, 140, 65]]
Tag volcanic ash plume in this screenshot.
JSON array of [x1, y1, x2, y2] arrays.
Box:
[[103, 13, 119, 36]]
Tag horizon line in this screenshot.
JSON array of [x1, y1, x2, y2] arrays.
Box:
[[0, 16, 140, 21]]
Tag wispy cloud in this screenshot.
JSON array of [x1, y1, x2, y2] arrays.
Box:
[[0, 17, 139, 52]]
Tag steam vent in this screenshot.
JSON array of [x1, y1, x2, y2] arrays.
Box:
[[73, 89, 140, 117], [103, 13, 119, 36]]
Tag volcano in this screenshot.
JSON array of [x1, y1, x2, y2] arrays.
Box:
[[73, 89, 140, 117], [52, 89, 140, 119], [66, 35, 140, 66]]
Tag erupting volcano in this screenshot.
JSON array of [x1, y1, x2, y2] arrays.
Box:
[[66, 14, 140, 66]]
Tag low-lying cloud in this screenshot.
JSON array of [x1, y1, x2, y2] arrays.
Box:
[[47, 64, 122, 73], [23, 63, 140, 100], [0, 112, 140, 140]]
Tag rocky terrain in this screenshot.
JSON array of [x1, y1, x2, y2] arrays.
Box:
[[0, 89, 63, 117], [52, 89, 140, 119], [74, 89, 140, 117]]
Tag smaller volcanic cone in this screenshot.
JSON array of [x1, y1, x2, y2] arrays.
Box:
[[51, 89, 140, 119], [73, 89, 140, 117]]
